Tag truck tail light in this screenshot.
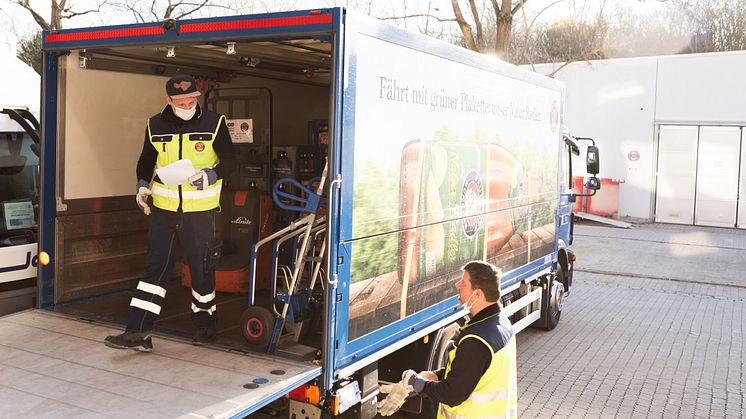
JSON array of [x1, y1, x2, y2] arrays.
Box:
[[288, 384, 321, 405]]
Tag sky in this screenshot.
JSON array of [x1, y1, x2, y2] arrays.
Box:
[[0, 0, 666, 41]]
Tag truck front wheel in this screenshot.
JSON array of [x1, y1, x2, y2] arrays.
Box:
[[537, 270, 564, 331]]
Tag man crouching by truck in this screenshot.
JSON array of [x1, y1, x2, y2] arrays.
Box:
[[378, 261, 518, 418], [104, 74, 234, 352]]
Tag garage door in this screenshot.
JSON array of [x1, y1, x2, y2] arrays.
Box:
[[656, 125, 744, 227], [655, 125, 698, 224], [738, 128, 746, 228], [695, 126, 741, 227]]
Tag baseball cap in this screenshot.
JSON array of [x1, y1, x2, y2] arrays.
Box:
[[166, 74, 201, 99]]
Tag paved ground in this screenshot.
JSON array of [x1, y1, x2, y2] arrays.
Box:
[[516, 222, 746, 418]]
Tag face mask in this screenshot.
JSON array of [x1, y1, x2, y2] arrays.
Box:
[[172, 103, 197, 120], [462, 291, 477, 312]]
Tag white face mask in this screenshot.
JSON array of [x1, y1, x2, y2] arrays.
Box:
[[172, 103, 197, 120], [462, 291, 477, 312]]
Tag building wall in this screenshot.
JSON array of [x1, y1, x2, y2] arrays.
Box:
[[532, 50, 746, 220]]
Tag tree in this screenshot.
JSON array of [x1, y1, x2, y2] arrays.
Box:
[[449, 0, 531, 57], [17, 31, 42, 75], [681, 0, 746, 53], [110, 0, 232, 23], [514, 17, 607, 67], [14, 0, 106, 30]]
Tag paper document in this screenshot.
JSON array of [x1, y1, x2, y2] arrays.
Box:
[[155, 159, 195, 186]]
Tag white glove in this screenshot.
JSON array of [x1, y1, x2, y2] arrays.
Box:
[[377, 370, 416, 416], [136, 186, 152, 215], [188, 168, 217, 191]]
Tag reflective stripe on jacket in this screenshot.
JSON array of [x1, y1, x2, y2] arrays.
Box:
[[147, 107, 224, 212]]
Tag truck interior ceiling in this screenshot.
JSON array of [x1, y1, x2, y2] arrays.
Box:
[[53, 36, 333, 358]]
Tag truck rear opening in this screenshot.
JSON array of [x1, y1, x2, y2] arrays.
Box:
[[42, 15, 335, 358]]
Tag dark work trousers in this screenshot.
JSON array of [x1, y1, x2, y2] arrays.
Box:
[[127, 207, 218, 333]]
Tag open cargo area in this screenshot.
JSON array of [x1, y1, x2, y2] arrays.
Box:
[[51, 33, 334, 355]]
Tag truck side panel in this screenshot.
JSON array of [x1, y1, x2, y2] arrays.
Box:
[[333, 13, 563, 375]]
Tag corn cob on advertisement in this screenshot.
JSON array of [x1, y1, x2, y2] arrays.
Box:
[[347, 33, 561, 340]]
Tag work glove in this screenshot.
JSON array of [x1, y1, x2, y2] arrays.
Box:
[[188, 168, 217, 191], [377, 370, 423, 416], [135, 179, 152, 215]]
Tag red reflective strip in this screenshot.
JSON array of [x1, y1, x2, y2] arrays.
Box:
[[45, 26, 164, 43], [180, 14, 332, 34]]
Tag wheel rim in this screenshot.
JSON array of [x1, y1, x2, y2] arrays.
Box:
[[550, 280, 565, 316], [246, 317, 264, 338]]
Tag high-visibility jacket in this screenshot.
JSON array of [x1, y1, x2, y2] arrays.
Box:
[[147, 106, 225, 212], [438, 312, 518, 419]]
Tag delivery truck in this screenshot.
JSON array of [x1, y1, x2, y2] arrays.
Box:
[[1, 7, 600, 418]]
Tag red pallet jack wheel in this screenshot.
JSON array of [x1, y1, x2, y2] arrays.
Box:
[[240, 306, 274, 346]]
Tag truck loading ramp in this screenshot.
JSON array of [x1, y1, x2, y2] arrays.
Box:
[[0, 310, 321, 418]]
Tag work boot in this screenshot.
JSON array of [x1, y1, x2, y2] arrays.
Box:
[[192, 326, 217, 345], [104, 331, 153, 352]]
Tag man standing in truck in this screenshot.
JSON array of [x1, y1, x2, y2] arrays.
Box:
[[104, 74, 234, 352], [378, 260, 518, 418]]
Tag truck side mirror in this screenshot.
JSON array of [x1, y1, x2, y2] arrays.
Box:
[[586, 145, 599, 175], [585, 176, 601, 191]]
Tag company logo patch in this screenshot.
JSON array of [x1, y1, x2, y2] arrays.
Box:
[[194, 142, 205, 152], [174, 81, 192, 91], [231, 216, 252, 225], [460, 169, 484, 238]]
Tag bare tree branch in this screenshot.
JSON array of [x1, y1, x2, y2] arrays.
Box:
[[378, 14, 457, 23], [173, 0, 210, 20], [60, 1, 109, 20], [511, 0, 529, 16], [467, 0, 485, 50], [150, 0, 159, 20], [451, 0, 478, 50], [15, 0, 52, 30]]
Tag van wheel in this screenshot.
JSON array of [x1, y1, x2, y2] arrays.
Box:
[[240, 306, 274, 346], [538, 270, 564, 331]]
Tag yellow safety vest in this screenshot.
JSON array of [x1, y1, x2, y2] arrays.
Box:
[[438, 316, 518, 419], [148, 112, 224, 212]]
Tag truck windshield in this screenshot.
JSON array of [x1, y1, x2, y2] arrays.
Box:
[[0, 131, 39, 247]]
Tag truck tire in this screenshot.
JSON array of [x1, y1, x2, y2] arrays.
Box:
[[240, 306, 274, 346], [416, 322, 461, 418], [537, 270, 564, 331]]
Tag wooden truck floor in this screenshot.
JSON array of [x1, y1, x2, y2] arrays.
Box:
[[0, 310, 321, 418]]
